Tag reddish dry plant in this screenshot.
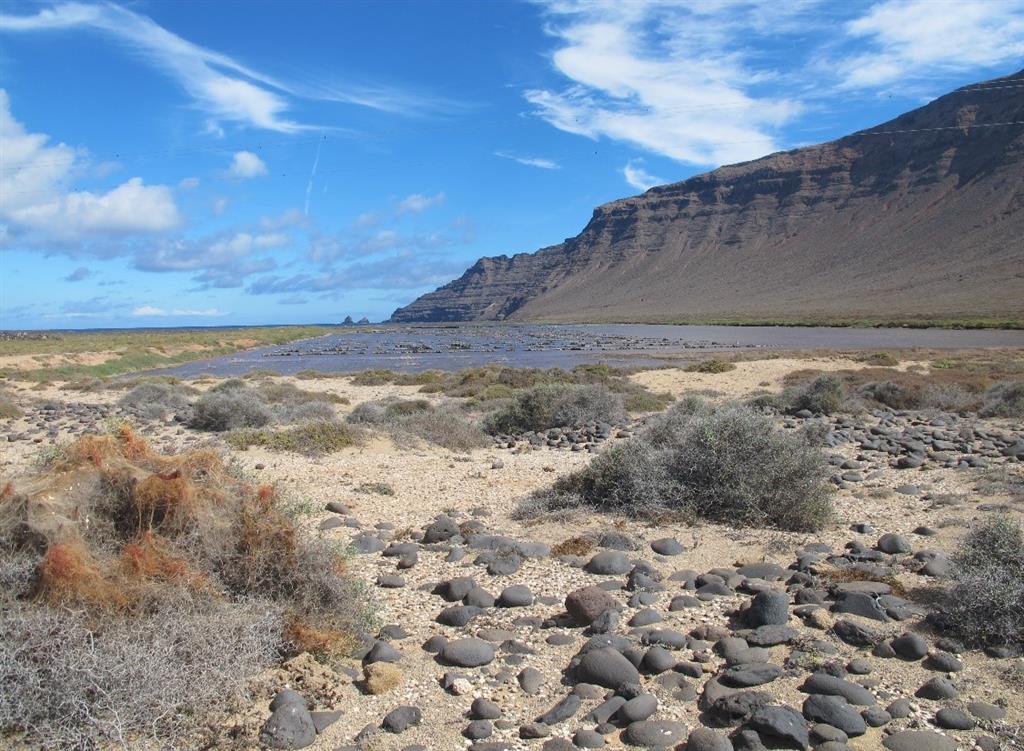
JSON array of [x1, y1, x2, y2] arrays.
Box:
[[0, 482, 15, 503], [36, 542, 129, 611], [116, 424, 152, 462], [284, 616, 354, 658], [132, 470, 196, 532], [121, 531, 194, 583]]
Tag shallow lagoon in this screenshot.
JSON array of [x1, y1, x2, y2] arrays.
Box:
[[161, 323, 1024, 377]]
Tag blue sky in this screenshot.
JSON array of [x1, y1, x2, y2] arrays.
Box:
[[1, 0, 1023, 329]]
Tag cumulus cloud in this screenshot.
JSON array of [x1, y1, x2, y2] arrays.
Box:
[[494, 151, 561, 169], [248, 254, 468, 296], [0, 2, 461, 133], [396, 192, 445, 214], [228, 150, 268, 178], [0, 90, 179, 243], [622, 159, 665, 191]]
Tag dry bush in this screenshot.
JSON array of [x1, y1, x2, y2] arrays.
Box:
[[0, 597, 281, 749], [118, 382, 196, 420], [346, 399, 487, 452], [0, 398, 22, 419], [527, 402, 832, 531], [787, 374, 844, 414], [190, 381, 344, 432], [483, 383, 624, 434], [980, 380, 1024, 418], [550, 536, 595, 557], [934, 516, 1024, 649], [0, 425, 373, 748], [190, 389, 273, 431]]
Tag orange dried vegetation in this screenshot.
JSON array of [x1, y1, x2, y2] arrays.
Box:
[[132, 470, 196, 532], [285, 616, 355, 658], [36, 541, 129, 611]]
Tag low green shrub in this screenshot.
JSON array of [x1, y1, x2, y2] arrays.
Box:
[[685, 358, 736, 373], [527, 402, 832, 531], [226, 420, 357, 455]]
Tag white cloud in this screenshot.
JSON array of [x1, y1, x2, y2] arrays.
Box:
[[494, 151, 561, 169], [622, 159, 664, 191], [396, 191, 446, 214], [178, 176, 200, 190], [526, 2, 803, 166], [137, 232, 288, 273], [228, 150, 268, 178], [211, 196, 228, 216], [0, 90, 179, 242], [132, 305, 226, 317], [837, 0, 1024, 88], [0, 2, 460, 132]]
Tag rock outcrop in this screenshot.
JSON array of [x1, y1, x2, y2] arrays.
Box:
[[392, 70, 1024, 324]]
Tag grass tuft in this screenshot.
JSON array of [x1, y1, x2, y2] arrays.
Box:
[[226, 420, 358, 455], [685, 358, 736, 373]]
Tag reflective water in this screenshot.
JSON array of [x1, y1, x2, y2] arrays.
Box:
[[161, 323, 1024, 377]]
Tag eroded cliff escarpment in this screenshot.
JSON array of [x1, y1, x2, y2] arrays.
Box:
[[392, 70, 1024, 324]]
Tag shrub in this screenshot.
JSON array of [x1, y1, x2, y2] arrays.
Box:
[[484, 383, 623, 434], [527, 402, 832, 531], [119, 382, 195, 420], [397, 406, 489, 452], [980, 380, 1024, 418], [0, 427, 373, 747], [0, 597, 282, 749], [0, 399, 21, 419], [857, 381, 921, 410], [856, 352, 899, 366], [355, 482, 394, 496], [788, 374, 843, 414], [227, 420, 357, 455], [345, 399, 487, 451], [190, 389, 273, 431], [685, 358, 736, 374], [936, 516, 1024, 649], [622, 389, 675, 413]]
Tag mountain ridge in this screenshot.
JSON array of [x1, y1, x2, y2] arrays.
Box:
[[391, 70, 1024, 325]]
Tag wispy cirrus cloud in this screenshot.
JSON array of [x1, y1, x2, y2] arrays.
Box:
[[835, 0, 1024, 89], [622, 159, 664, 191], [527, 0, 1024, 168], [0, 2, 462, 134], [525, 1, 807, 167], [494, 151, 561, 169]]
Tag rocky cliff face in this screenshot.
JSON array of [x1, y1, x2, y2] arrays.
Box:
[[391, 70, 1024, 324]]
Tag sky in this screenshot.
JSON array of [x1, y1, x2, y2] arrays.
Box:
[[1, 0, 1023, 329]]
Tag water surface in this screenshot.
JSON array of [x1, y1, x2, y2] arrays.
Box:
[[161, 323, 1024, 377]]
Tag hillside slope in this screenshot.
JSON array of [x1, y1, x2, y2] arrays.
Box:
[[392, 70, 1024, 325]]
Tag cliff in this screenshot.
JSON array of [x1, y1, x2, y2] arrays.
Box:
[[392, 70, 1024, 325]]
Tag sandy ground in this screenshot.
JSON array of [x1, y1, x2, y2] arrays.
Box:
[[1, 357, 1023, 751]]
